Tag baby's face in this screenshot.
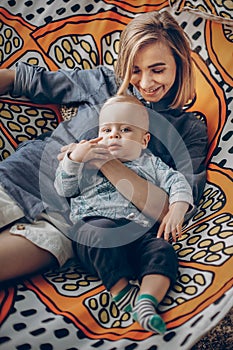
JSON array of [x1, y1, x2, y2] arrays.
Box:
[[98, 102, 150, 161]]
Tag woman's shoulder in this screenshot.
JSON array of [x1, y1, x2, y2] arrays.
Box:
[[180, 110, 207, 135], [166, 108, 207, 135]]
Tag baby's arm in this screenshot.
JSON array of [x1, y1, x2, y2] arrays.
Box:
[[54, 137, 109, 197]]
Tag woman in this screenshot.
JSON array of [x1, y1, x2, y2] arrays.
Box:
[[0, 11, 207, 285]]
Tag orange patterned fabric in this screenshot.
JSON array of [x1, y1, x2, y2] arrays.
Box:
[[0, 1, 232, 349]]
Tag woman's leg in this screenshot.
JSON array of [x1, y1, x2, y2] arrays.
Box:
[[0, 186, 56, 282], [0, 228, 57, 282]]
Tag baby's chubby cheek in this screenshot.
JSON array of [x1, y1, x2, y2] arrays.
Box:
[[97, 137, 107, 146]]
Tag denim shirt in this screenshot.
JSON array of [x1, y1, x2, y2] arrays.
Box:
[[54, 150, 193, 227], [0, 62, 207, 221]]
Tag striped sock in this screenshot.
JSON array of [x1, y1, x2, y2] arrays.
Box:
[[132, 294, 166, 334], [112, 284, 140, 313]]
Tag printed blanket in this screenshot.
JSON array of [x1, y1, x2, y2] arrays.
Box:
[[0, 1, 232, 349]]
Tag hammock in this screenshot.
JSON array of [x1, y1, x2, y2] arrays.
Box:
[[0, 1, 232, 349]]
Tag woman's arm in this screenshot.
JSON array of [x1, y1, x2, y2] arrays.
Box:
[[100, 158, 169, 222], [0, 69, 15, 95], [0, 63, 116, 105], [58, 144, 169, 222]]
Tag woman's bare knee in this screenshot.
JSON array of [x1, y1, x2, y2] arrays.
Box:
[[0, 228, 57, 282]]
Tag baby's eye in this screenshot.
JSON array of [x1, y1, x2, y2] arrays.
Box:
[[102, 128, 111, 133], [121, 127, 131, 133]]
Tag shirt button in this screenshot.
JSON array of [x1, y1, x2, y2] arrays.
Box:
[[127, 213, 135, 219]]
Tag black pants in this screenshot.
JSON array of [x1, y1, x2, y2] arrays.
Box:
[[72, 217, 178, 290]]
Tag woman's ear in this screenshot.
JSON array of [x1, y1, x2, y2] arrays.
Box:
[[142, 132, 150, 149]]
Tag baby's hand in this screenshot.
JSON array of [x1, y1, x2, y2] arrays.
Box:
[[57, 142, 77, 161], [67, 137, 111, 163]]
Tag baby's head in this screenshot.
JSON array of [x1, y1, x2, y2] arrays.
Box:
[[98, 94, 150, 161]]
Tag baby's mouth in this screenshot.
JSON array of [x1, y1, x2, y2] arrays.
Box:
[[108, 143, 121, 149]]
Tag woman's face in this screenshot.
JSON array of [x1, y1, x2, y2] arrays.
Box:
[[130, 41, 177, 103]]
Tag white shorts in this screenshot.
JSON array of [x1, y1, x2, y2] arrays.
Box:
[[0, 185, 74, 266]]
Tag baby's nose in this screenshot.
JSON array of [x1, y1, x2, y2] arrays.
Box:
[[110, 131, 120, 138]]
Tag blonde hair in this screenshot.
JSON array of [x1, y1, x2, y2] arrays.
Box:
[[115, 10, 195, 109]]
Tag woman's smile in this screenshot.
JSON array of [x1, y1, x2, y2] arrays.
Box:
[[141, 85, 163, 97]]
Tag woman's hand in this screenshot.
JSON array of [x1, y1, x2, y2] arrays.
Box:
[[0, 69, 15, 95], [157, 201, 189, 242]]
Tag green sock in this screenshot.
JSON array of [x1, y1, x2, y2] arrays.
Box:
[[112, 283, 140, 313], [132, 294, 166, 334]]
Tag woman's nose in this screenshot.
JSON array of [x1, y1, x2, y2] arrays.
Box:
[[140, 73, 153, 89]]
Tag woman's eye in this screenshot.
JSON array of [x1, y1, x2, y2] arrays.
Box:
[[153, 69, 164, 74]]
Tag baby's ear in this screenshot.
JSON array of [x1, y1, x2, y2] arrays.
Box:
[[142, 132, 150, 149]]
